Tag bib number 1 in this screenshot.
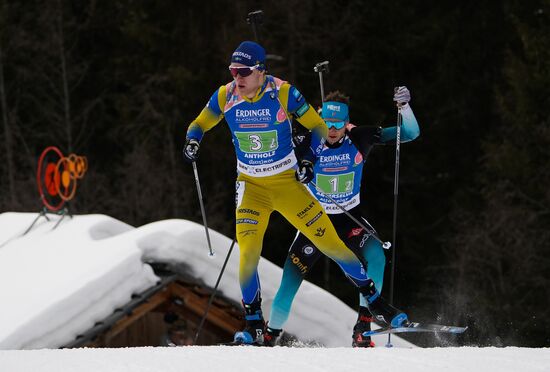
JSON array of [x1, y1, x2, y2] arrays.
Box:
[[317, 172, 355, 194]]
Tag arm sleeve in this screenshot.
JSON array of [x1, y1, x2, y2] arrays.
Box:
[[292, 128, 315, 163], [308, 131, 325, 163], [186, 86, 226, 142], [347, 126, 383, 158], [379, 103, 420, 144], [280, 83, 328, 140]]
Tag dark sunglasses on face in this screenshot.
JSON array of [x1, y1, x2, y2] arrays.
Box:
[[228, 64, 260, 78]]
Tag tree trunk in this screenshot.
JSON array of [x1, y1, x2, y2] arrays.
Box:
[[56, 0, 72, 152], [0, 45, 16, 208]]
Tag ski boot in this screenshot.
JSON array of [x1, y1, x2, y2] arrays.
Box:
[[263, 325, 282, 347], [233, 300, 265, 345], [361, 280, 408, 328], [352, 306, 375, 348]]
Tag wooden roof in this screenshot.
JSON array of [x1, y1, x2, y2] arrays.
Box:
[[63, 265, 245, 348]]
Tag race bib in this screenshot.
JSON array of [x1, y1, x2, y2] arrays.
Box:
[[316, 172, 355, 194], [235, 130, 278, 153]]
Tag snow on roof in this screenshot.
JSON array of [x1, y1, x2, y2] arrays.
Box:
[[0, 212, 414, 349]]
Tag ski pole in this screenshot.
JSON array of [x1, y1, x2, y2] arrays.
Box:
[[246, 10, 284, 63], [246, 10, 264, 43], [309, 181, 391, 249], [313, 60, 330, 287], [314, 61, 330, 102], [193, 237, 237, 344], [387, 99, 403, 347], [192, 161, 215, 257]]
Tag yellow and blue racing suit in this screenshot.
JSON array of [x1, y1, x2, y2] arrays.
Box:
[[186, 76, 374, 305]]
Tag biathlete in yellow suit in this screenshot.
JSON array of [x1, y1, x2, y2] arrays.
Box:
[[183, 41, 408, 345]]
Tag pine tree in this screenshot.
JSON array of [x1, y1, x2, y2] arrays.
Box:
[[445, 0, 550, 346]]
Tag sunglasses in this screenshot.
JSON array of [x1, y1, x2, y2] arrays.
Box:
[[228, 64, 260, 78], [325, 120, 346, 130]]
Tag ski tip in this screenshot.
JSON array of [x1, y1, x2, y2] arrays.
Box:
[[362, 323, 469, 337], [450, 326, 468, 334]]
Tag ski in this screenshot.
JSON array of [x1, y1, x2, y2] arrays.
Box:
[[362, 322, 467, 337], [218, 340, 264, 346]]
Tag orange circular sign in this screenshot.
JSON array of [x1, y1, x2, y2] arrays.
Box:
[[36, 147, 88, 211]]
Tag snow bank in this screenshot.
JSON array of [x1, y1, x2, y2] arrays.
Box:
[[0, 212, 414, 349]]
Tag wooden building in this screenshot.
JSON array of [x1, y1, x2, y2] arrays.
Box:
[[63, 264, 245, 348]]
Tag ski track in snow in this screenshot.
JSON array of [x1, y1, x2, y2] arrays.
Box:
[[0, 346, 548, 372]]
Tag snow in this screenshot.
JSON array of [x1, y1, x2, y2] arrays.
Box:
[[0, 212, 412, 349], [0, 346, 548, 372], [0, 212, 547, 371]]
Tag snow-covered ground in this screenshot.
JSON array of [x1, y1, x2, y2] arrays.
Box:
[[0, 212, 548, 371], [0, 346, 548, 372], [0, 212, 412, 349]]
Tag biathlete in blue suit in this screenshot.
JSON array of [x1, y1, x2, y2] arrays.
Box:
[[264, 88, 420, 347]]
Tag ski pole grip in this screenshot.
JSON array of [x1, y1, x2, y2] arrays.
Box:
[[314, 61, 330, 73]]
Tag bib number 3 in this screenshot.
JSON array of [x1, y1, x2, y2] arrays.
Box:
[[235, 130, 278, 153]]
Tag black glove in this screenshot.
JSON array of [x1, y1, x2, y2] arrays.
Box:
[[295, 160, 314, 184], [183, 138, 200, 163]]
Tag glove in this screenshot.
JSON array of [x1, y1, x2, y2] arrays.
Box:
[[295, 160, 314, 184], [183, 138, 200, 163], [393, 86, 411, 106]]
